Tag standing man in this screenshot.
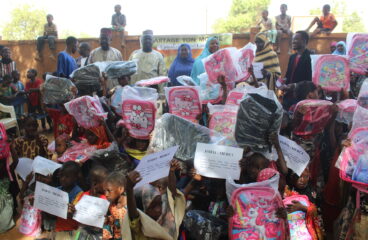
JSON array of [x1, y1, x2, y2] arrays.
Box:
[[0, 47, 17, 81], [275, 4, 293, 54], [56, 36, 78, 78], [76, 42, 91, 68], [36, 14, 58, 61], [281, 31, 312, 110], [306, 4, 338, 37], [129, 30, 166, 92]]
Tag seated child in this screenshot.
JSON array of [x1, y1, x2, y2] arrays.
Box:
[[84, 120, 113, 150], [124, 160, 186, 240], [103, 172, 127, 240], [54, 162, 84, 240]]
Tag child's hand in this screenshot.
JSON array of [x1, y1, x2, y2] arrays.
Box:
[[126, 171, 142, 189], [286, 200, 307, 213], [239, 158, 247, 169], [226, 206, 235, 218], [248, 65, 254, 75], [217, 75, 226, 87], [189, 168, 202, 181], [342, 138, 352, 148], [25, 172, 34, 184], [268, 132, 280, 147], [67, 203, 76, 218], [170, 159, 181, 172], [275, 207, 287, 219]]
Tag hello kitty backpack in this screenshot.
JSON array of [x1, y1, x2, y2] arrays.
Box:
[[347, 33, 368, 75], [19, 195, 41, 236], [225, 88, 248, 106], [237, 44, 256, 82], [283, 195, 312, 240], [122, 99, 156, 139], [293, 100, 333, 136], [208, 104, 238, 138], [165, 86, 201, 122], [312, 55, 350, 92], [229, 187, 287, 240]]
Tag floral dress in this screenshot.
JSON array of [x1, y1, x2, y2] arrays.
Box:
[[0, 179, 14, 233], [102, 204, 127, 240]]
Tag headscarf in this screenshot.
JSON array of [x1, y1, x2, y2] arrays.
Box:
[[190, 36, 218, 85], [333, 41, 346, 55], [254, 33, 281, 90], [168, 44, 194, 86], [330, 41, 337, 48], [88, 125, 111, 149], [141, 184, 176, 237]]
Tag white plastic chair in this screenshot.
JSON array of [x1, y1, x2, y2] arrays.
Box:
[[0, 103, 20, 136]]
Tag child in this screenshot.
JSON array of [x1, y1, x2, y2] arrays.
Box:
[[11, 70, 26, 118], [74, 166, 108, 240], [10, 116, 50, 162], [285, 168, 324, 239], [85, 120, 113, 150], [111, 4, 126, 31], [257, 10, 278, 45], [46, 103, 77, 139], [26, 69, 49, 130], [306, 4, 338, 37], [54, 134, 71, 159], [103, 171, 127, 240], [54, 162, 84, 240], [0, 74, 16, 106], [275, 4, 293, 53], [124, 160, 186, 239]]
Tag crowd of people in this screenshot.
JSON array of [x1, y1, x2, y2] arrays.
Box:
[[0, 3, 367, 240]]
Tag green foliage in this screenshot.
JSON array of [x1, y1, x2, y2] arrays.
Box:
[[213, 0, 271, 33], [2, 5, 46, 40], [343, 11, 366, 32]]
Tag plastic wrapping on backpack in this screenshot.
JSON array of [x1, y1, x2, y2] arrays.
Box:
[[346, 33, 368, 75], [165, 86, 201, 122], [336, 99, 357, 125], [351, 79, 368, 132], [176, 75, 198, 86], [70, 64, 101, 94], [237, 43, 256, 82], [64, 96, 107, 129], [198, 73, 222, 104], [19, 195, 41, 236], [208, 104, 238, 139], [352, 153, 368, 184], [135, 76, 170, 87], [292, 100, 333, 136], [121, 86, 157, 139], [43, 75, 76, 104], [183, 210, 228, 240], [57, 141, 97, 163], [311, 54, 350, 92], [149, 113, 230, 161], [235, 87, 283, 152], [203, 47, 241, 84], [225, 87, 249, 106], [104, 61, 137, 79]]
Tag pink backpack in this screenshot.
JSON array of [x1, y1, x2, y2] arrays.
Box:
[[204, 48, 240, 84], [229, 187, 287, 240], [166, 86, 201, 122], [0, 123, 10, 159], [293, 100, 333, 136], [336, 99, 357, 125], [312, 55, 350, 92], [19, 196, 41, 236], [225, 88, 247, 106], [209, 111, 237, 138], [237, 47, 255, 82], [64, 96, 107, 129], [283, 195, 312, 240], [348, 34, 368, 75], [57, 142, 97, 163], [135, 76, 170, 87], [122, 99, 156, 139]]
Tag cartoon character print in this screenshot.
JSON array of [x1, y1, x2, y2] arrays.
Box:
[[174, 95, 193, 117], [168, 87, 201, 121], [350, 36, 368, 67], [130, 105, 148, 129], [319, 60, 347, 89], [210, 112, 237, 137]]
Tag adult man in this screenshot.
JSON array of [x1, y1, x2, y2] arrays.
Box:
[[306, 4, 338, 37], [0, 47, 17, 81], [281, 31, 312, 110], [36, 14, 58, 61], [275, 4, 293, 54], [56, 36, 78, 78], [129, 30, 166, 92], [76, 42, 91, 68]]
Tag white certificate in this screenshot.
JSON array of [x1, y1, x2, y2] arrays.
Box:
[[252, 62, 264, 79], [33, 156, 62, 176], [135, 146, 179, 189], [194, 143, 243, 180], [279, 135, 310, 176], [34, 181, 69, 219], [73, 195, 110, 228], [15, 158, 34, 181]]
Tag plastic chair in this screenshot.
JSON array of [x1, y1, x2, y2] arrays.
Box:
[[0, 103, 20, 136]]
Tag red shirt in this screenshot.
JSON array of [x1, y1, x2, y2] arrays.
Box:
[[25, 78, 43, 106], [47, 108, 76, 139]]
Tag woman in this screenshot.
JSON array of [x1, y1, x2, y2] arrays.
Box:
[[332, 41, 346, 55], [190, 37, 219, 85], [168, 44, 194, 86], [254, 33, 281, 91]]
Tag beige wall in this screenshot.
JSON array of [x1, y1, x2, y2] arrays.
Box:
[[0, 31, 347, 83]]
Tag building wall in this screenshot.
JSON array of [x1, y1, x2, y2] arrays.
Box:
[[0, 32, 347, 83]]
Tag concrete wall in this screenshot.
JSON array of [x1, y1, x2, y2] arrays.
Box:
[[0, 31, 347, 83]]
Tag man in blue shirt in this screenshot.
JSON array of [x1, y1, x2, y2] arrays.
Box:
[[57, 36, 78, 78]]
